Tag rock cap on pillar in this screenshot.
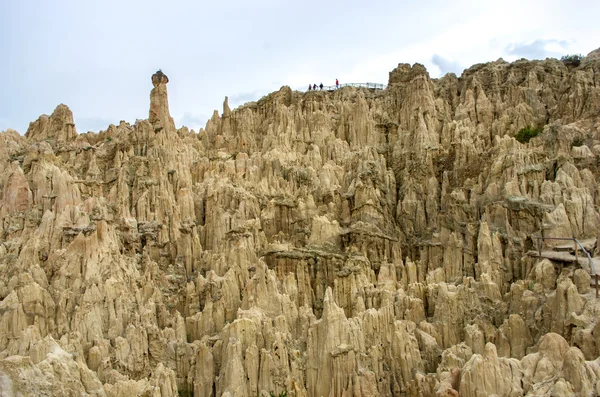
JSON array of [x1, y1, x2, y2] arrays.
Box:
[[152, 69, 169, 87]]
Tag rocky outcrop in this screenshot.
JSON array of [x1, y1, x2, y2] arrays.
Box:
[[25, 103, 77, 143], [1, 48, 600, 396]]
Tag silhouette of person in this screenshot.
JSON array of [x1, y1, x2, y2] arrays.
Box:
[[313, 84, 317, 90], [308, 84, 312, 91], [335, 78, 339, 89], [319, 83, 323, 90]]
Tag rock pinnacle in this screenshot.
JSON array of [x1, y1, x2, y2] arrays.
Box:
[[149, 69, 175, 132]]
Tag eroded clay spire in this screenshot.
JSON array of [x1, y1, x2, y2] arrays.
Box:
[[149, 69, 175, 132]]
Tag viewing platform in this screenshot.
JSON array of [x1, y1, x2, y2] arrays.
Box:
[[307, 82, 387, 92]]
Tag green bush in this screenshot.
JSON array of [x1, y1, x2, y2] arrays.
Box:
[[515, 125, 543, 143], [561, 54, 583, 67], [572, 136, 585, 147]]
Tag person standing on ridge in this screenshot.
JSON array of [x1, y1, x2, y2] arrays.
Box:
[[319, 83, 323, 90], [308, 84, 312, 91], [335, 78, 339, 89], [313, 84, 317, 90]]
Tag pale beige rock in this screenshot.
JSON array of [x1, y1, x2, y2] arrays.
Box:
[[25, 104, 77, 143], [2, 54, 600, 396], [533, 258, 557, 290], [149, 70, 176, 134], [459, 343, 523, 397], [573, 268, 591, 294]]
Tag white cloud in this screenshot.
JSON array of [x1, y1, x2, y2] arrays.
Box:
[[178, 112, 209, 132], [504, 39, 569, 60], [431, 55, 465, 76], [229, 90, 267, 107], [74, 116, 118, 133]]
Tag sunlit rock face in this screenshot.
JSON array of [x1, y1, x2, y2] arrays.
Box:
[[1, 48, 600, 397]]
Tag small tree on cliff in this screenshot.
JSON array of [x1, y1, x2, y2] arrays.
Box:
[[561, 54, 583, 67]]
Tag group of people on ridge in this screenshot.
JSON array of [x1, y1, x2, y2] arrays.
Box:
[[308, 79, 339, 91]]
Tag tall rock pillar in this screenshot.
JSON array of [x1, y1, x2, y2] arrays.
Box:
[[149, 70, 176, 133]]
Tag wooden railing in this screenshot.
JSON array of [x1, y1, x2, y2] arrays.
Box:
[[534, 236, 598, 297], [308, 82, 387, 91]]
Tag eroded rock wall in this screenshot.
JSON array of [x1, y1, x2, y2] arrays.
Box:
[[1, 52, 600, 396]]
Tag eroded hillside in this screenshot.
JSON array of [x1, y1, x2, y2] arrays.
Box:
[[1, 49, 600, 396]]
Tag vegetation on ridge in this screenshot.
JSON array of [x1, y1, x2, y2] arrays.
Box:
[[515, 125, 544, 143], [561, 54, 583, 67]]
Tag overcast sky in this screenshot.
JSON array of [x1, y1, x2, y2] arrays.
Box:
[[1, 0, 598, 134]]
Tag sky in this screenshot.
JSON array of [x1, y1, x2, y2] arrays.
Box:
[[0, 0, 598, 134]]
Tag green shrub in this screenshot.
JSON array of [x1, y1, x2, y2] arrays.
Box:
[[572, 136, 585, 147], [561, 54, 583, 67], [515, 125, 543, 143], [106, 136, 113, 142]]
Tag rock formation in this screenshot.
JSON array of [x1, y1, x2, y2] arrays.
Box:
[[149, 70, 176, 133], [1, 48, 600, 396]]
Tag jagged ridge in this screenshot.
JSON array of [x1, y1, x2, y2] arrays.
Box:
[[1, 49, 600, 396]]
